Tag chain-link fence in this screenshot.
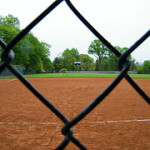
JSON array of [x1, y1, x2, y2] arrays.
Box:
[[0, 0, 150, 149], [0, 65, 24, 77]]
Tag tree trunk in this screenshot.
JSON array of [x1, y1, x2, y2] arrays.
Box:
[[99, 57, 101, 71], [95, 60, 99, 71]]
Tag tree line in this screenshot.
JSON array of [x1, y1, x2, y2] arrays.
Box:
[[0, 14, 53, 73], [0, 15, 149, 73]]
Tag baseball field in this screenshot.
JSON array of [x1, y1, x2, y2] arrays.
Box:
[[0, 74, 150, 149]]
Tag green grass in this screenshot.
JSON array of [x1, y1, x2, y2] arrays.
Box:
[[129, 74, 150, 79], [1, 73, 150, 79], [24, 73, 118, 78]]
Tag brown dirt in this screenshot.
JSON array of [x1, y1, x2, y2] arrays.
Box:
[[0, 78, 150, 150]]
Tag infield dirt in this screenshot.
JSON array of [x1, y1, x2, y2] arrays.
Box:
[[0, 78, 150, 149]]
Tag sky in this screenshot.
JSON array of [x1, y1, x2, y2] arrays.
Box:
[[1, 0, 150, 63]]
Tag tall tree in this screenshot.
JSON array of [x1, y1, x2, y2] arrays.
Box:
[[88, 39, 108, 71]]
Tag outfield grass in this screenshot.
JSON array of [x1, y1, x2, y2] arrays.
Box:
[[24, 73, 118, 78], [23, 73, 150, 79], [1, 73, 150, 79]]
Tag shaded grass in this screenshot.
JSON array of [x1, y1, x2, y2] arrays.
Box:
[[1, 73, 150, 79]]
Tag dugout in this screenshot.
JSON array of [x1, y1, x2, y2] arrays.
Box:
[[0, 65, 24, 77], [74, 62, 81, 66]]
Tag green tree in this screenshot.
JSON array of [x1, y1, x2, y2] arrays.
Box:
[[70, 48, 80, 60], [41, 42, 51, 58], [129, 59, 137, 71], [88, 39, 108, 71], [0, 15, 20, 43], [43, 57, 54, 72], [115, 46, 136, 71], [104, 46, 133, 71], [53, 57, 64, 72], [62, 48, 79, 71], [0, 14, 20, 28], [106, 46, 128, 71], [136, 63, 143, 74], [79, 54, 95, 71], [138, 60, 150, 73], [101, 57, 109, 71], [0, 14, 53, 72]]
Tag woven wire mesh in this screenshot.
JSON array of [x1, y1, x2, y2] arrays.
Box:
[[0, 0, 150, 149]]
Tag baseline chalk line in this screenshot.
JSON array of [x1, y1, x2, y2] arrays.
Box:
[[87, 119, 150, 124], [0, 119, 150, 125], [8, 79, 17, 82]]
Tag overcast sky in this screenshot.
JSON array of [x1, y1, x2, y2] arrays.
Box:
[[1, 0, 150, 62]]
